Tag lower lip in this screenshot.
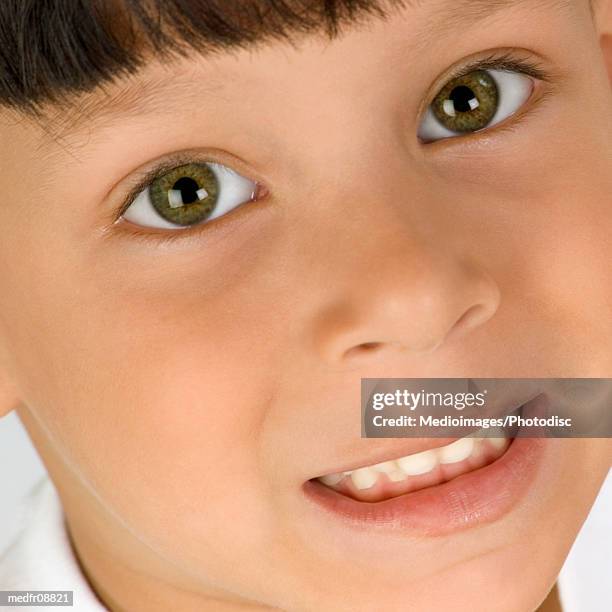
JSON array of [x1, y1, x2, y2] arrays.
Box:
[[302, 436, 546, 536]]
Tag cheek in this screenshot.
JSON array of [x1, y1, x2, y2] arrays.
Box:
[[504, 178, 612, 365], [2, 230, 285, 560], [429, 101, 612, 373]]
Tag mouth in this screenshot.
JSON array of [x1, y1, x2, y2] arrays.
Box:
[[302, 395, 548, 535], [312, 429, 512, 503]]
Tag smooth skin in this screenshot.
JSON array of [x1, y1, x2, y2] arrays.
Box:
[[0, 0, 611, 610]]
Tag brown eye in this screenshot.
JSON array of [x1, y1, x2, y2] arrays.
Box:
[[149, 163, 219, 226], [432, 70, 498, 133], [418, 69, 534, 142], [122, 161, 259, 230]]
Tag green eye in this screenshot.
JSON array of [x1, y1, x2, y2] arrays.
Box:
[[148, 163, 219, 226], [122, 160, 259, 231], [419, 68, 534, 142], [431, 70, 498, 133]]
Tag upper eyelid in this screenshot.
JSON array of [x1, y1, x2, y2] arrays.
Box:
[[113, 154, 262, 222], [420, 77, 553, 150], [418, 50, 551, 117], [449, 54, 548, 82]]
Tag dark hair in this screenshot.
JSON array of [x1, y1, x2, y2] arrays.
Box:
[[0, 0, 401, 115]]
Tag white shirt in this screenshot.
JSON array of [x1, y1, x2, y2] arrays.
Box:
[[1, 475, 610, 611], [0, 477, 107, 611]]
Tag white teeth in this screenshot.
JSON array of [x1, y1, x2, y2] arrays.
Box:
[[489, 437, 509, 450], [437, 437, 475, 464], [350, 467, 378, 490], [372, 461, 398, 474], [387, 470, 409, 482], [487, 428, 509, 450], [318, 428, 512, 488], [319, 473, 343, 486], [397, 450, 438, 475]]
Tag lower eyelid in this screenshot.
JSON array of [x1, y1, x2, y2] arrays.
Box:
[[421, 75, 553, 146], [118, 159, 263, 233], [111, 188, 270, 247], [423, 86, 554, 155]]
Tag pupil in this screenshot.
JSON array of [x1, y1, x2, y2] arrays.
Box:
[[172, 176, 200, 205], [449, 85, 477, 113]]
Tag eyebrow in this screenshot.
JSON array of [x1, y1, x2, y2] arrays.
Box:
[[38, 0, 571, 144], [429, 0, 571, 22], [41, 69, 228, 141]]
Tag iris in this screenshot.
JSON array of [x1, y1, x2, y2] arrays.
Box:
[[432, 70, 499, 133], [149, 163, 220, 226]]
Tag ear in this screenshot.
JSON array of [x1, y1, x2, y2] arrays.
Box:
[[596, 0, 612, 83]]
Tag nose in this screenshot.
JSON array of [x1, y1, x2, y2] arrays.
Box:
[[312, 227, 501, 364]]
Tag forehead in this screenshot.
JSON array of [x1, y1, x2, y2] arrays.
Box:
[[34, 0, 576, 132]]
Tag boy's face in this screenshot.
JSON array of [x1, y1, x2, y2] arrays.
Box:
[[0, 0, 611, 610]]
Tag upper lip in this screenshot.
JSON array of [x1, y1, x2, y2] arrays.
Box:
[[312, 383, 542, 479]]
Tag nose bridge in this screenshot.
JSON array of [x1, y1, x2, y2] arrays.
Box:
[[301, 172, 501, 362]]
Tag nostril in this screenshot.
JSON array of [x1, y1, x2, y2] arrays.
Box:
[[344, 341, 384, 359], [360, 342, 381, 351]]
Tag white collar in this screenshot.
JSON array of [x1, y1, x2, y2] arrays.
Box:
[[0, 477, 108, 611]]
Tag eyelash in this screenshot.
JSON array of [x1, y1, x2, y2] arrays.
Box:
[[111, 155, 267, 246], [434, 52, 550, 91], [417, 51, 552, 145], [112, 52, 552, 246]]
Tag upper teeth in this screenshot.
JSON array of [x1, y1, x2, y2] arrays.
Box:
[[318, 429, 508, 490]]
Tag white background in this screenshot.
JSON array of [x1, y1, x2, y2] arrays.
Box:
[[0, 410, 610, 610]]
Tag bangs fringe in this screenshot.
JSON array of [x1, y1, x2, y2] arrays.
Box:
[[0, 0, 404, 114]]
